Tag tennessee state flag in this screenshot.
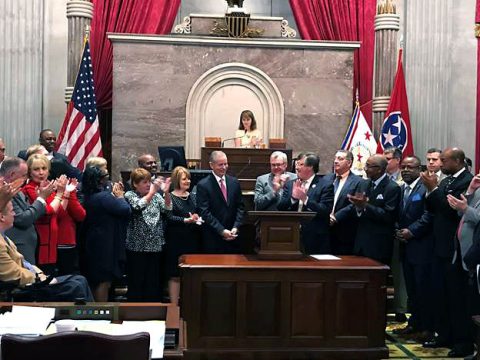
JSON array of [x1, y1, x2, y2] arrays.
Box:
[[377, 49, 414, 156]]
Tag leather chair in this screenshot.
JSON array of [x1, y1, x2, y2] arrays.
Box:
[[1, 331, 150, 360]]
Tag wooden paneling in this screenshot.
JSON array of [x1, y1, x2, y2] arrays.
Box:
[[245, 282, 281, 337], [291, 282, 325, 337], [335, 282, 368, 338], [180, 255, 389, 359], [200, 282, 236, 337]]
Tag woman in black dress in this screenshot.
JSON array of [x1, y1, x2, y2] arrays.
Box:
[[82, 164, 131, 301], [165, 166, 202, 304]]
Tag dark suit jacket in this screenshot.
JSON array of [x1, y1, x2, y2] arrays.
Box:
[[17, 150, 82, 181], [353, 175, 401, 264], [4, 192, 46, 265], [196, 173, 245, 254], [465, 221, 480, 271], [278, 175, 334, 254], [398, 181, 433, 265], [426, 169, 473, 258], [324, 172, 364, 254]]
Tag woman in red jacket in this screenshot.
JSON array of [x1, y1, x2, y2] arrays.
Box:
[[22, 154, 73, 274], [56, 177, 86, 275]]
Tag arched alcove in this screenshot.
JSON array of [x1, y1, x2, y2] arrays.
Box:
[[185, 62, 284, 159]]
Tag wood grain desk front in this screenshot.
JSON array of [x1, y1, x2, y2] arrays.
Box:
[[180, 255, 389, 360]]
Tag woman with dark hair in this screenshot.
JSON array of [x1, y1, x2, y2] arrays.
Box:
[[82, 164, 131, 301], [234, 110, 262, 148], [165, 166, 202, 305]]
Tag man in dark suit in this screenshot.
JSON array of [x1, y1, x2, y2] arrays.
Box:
[[0, 157, 55, 264], [196, 150, 245, 254], [440, 171, 480, 358], [420, 147, 473, 354], [278, 153, 333, 254], [254, 151, 296, 211], [348, 154, 401, 265], [394, 156, 434, 340], [325, 150, 364, 255], [18, 129, 82, 180]]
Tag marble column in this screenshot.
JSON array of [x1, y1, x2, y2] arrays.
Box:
[[65, 0, 93, 103], [372, 0, 400, 138]]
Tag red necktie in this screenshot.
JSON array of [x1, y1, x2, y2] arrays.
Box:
[[220, 178, 227, 202]]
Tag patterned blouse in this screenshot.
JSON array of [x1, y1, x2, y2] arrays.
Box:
[[124, 191, 172, 252]]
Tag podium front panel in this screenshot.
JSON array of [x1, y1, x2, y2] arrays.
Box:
[[180, 255, 389, 359], [200, 147, 292, 179]]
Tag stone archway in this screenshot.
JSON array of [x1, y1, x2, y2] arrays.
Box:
[[185, 62, 284, 159]]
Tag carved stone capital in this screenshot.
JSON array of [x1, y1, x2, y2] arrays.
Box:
[[174, 16, 191, 34], [374, 13, 400, 31], [66, 0, 93, 19], [281, 19, 297, 38]]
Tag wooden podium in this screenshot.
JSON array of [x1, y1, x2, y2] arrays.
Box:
[[249, 211, 315, 260], [200, 147, 292, 179]]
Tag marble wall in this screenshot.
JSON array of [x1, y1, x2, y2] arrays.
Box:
[[110, 35, 357, 178]]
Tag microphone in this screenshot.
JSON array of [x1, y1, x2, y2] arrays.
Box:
[[221, 131, 247, 147], [235, 157, 251, 178]]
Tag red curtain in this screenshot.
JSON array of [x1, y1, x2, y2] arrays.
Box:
[[90, 0, 181, 109], [476, 0, 480, 172], [289, 0, 376, 125]]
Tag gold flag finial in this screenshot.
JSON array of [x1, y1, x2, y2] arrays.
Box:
[[377, 0, 397, 15]]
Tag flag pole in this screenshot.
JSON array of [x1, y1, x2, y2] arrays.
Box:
[[84, 24, 90, 43]]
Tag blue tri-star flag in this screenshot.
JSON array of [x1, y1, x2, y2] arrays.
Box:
[[377, 49, 414, 156]]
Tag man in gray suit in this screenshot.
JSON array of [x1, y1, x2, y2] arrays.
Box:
[[254, 151, 296, 210], [0, 157, 54, 264]]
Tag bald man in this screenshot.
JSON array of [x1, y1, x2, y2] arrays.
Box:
[[420, 147, 473, 355], [124, 154, 160, 192], [348, 154, 401, 265]]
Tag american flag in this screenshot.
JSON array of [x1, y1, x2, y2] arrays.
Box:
[[56, 40, 102, 171]]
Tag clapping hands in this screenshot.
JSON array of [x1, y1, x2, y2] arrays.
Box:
[[291, 179, 307, 202], [0, 177, 23, 210]]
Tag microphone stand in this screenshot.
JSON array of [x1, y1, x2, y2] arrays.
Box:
[[221, 132, 247, 148]]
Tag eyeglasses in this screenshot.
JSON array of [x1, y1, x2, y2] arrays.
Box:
[[401, 165, 420, 170], [271, 163, 285, 168]]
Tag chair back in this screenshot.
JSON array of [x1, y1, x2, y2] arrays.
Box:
[[1, 331, 150, 360]]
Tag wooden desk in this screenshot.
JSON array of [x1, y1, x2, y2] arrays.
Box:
[[200, 147, 293, 179], [0, 302, 184, 359], [180, 255, 389, 360]]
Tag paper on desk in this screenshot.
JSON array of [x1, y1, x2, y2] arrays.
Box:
[[310, 254, 341, 260], [0, 305, 55, 335]]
